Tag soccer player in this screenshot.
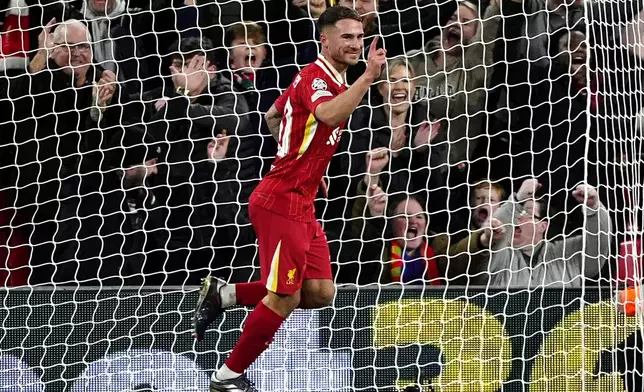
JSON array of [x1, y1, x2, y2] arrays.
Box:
[[192, 6, 386, 392]]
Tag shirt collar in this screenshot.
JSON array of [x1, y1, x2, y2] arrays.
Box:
[[317, 54, 347, 86]]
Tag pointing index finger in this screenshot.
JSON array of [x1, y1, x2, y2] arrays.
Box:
[[370, 36, 379, 52]]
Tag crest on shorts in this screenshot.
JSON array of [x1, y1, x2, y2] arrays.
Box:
[[286, 268, 296, 285], [311, 78, 328, 91]]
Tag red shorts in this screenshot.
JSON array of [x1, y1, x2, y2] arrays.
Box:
[[249, 201, 332, 295]]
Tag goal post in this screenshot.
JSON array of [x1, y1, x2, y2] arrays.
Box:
[[0, 0, 642, 391]]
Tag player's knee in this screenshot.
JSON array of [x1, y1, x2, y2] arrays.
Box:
[[316, 283, 335, 306], [308, 280, 334, 308], [264, 290, 301, 317]]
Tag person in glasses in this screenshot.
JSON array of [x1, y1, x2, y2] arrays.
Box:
[[8, 19, 126, 284], [486, 178, 611, 288]]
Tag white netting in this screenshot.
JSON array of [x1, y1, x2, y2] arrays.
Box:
[[0, 0, 643, 391]]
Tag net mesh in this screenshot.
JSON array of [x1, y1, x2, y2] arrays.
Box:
[[0, 0, 642, 391]]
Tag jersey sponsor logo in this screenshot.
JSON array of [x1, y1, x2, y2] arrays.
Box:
[[311, 90, 333, 102], [311, 78, 328, 91], [286, 268, 297, 285], [326, 128, 342, 146]]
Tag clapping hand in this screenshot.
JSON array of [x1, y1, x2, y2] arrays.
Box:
[[413, 121, 441, 149], [94, 70, 117, 109], [38, 18, 56, 54], [207, 130, 230, 162]]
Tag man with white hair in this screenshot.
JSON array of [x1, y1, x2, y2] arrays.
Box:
[[8, 18, 127, 284]]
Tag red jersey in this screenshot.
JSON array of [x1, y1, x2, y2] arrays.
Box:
[[250, 55, 349, 222]]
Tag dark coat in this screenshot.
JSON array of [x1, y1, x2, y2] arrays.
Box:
[[8, 61, 125, 219], [130, 74, 255, 274], [50, 173, 168, 285]]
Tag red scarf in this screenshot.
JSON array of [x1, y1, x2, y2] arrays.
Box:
[[577, 73, 604, 113], [389, 240, 442, 285]]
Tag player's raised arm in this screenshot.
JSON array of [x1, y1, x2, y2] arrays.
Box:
[[314, 36, 386, 128]]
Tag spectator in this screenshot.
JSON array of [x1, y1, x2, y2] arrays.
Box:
[[492, 2, 589, 206], [224, 22, 290, 175], [466, 179, 506, 284], [349, 193, 499, 285], [134, 36, 254, 284], [8, 19, 124, 281], [240, 0, 319, 71], [335, 58, 438, 203], [407, 1, 500, 181], [0, 0, 81, 75], [292, 0, 328, 18], [514, 0, 644, 65], [487, 179, 611, 288], [470, 180, 506, 231], [326, 57, 449, 240], [81, 0, 150, 93], [50, 126, 166, 285], [488, 0, 644, 174]]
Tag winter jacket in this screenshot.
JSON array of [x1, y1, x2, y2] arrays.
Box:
[[133, 74, 252, 253], [8, 61, 124, 219], [486, 193, 611, 288]]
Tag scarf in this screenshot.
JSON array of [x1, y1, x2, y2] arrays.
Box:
[[588, 73, 604, 114], [389, 240, 441, 285], [81, 0, 127, 74]]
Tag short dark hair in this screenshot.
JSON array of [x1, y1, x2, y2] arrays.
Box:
[[387, 193, 428, 219], [169, 36, 216, 65], [318, 6, 362, 32]]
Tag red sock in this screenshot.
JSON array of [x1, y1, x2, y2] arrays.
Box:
[[235, 281, 267, 306], [224, 301, 285, 373]]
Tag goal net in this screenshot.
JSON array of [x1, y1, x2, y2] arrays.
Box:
[[0, 0, 642, 391]]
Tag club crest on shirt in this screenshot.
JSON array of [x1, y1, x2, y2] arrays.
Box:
[[311, 78, 328, 91], [286, 268, 296, 285]]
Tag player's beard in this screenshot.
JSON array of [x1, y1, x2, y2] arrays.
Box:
[[336, 48, 362, 67]]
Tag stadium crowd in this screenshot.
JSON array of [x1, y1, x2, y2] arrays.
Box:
[[0, 0, 640, 288]]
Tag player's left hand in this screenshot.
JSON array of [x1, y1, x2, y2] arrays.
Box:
[[572, 183, 599, 209], [208, 129, 230, 162]]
